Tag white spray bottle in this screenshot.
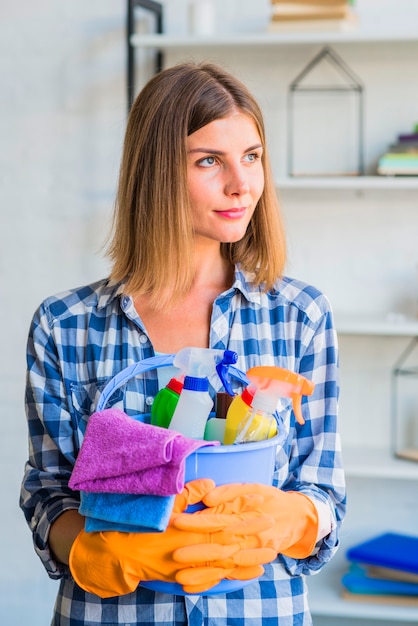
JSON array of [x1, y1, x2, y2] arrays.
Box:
[[168, 347, 238, 439], [234, 366, 315, 444]]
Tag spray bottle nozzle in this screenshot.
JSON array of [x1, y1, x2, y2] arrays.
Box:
[[246, 366, 314, 425], [218, 363, 250, 396], [173, 348, 239, 389], [215, 350, 242, 395], [221, 350, 238, 365]]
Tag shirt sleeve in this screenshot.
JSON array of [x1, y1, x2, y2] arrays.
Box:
[[19, 302, 80, 579], [277, 292, 346, 577], [311, 497, 333, 543]]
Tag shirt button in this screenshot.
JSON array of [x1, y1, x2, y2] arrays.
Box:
[[139, 334, 148, 344], [145, 396, 154, 406]]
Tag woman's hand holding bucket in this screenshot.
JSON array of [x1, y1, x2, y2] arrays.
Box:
[[69, 479, 277, 597], [173, 483, 319, 560]]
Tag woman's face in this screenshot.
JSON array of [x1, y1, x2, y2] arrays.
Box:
[[186, 111, 264, 245]]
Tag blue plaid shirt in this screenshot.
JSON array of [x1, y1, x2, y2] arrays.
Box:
[[20, 267, 346, 626]]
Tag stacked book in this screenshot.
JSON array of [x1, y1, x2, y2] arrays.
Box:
[[268, 0, 358, 31], [377, 126, 418, 176], [342, 532, 418, 607]]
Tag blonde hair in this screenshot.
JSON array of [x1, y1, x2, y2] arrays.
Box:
[[107, 61, 286, 307]]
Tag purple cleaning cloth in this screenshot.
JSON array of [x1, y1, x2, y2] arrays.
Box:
[[69, 408, 218, 496]]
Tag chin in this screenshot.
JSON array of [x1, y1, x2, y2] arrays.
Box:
[[218, 226, 250, 244], [223, 231, 249, 244]]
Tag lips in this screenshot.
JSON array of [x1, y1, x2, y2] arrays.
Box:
[[216, 207, 247, 219]]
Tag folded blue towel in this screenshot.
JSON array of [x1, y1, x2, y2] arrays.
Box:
[[84, 517, 154, 533], [80, 491, 175, 533]]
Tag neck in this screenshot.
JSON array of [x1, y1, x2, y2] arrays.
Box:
[[192, 240, 234, 292]]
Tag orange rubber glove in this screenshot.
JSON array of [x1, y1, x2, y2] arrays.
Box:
[[173, 483, 319, 560], [69, 479, 276, 597]]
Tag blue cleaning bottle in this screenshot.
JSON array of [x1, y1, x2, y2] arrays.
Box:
[[168, 348, 238, 439]]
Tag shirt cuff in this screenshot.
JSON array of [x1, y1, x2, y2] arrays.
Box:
[[32, 498, 80, 579], [312, 497, 334, 543]]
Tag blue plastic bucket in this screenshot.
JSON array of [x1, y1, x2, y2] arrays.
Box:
[[96, 356, 282, 595], [185, 434, 279, 492]]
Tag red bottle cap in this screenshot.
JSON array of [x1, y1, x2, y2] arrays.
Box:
[[166, 377, 184, 394], [241, 385, 255, 407]]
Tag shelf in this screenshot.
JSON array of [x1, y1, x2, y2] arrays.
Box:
[[130, 30, 418, 49], [335, 315, 418, 337], [343, 446, 418, 481], [276, 176, 418, 191], [128, 20, 418, 625], [307, 548, 418, 622]]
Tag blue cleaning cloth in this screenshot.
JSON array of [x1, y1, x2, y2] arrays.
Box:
[[84, 517, 154, 533], [80, 491, 175, 533]]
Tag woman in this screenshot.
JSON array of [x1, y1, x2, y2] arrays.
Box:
[[20, 62, 346, 625]]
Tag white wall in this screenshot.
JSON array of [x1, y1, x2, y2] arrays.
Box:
[[161, 4, 418, 458], [1, 3, 124, 623], [1, 1, 418, 624]]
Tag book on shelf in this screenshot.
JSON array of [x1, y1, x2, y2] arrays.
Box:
[[377, 125, 418, 176], [342, 564, 418, 596], [271, 7, 349, 21], [346, 531, 418, 574], [341, 532, 418, 606], [367, 565, 418, 584], [267, 17, 357, 31], [377, 155, 418, 176], [270, 0, 351, 9], [271, 0, 350, 4], [398, 124, 418, 143], [399, 132, 418, 143], [268, 1, 357, 31], [385, 143, 418, 154], [377, 126, 418, 175]]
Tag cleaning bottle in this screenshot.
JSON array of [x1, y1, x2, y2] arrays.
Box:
[[234, 366, 315, 444], [151, 377, 184, 429], [223, 384, 256, 445], [168, 347, 238, 439], [204, 392, 233, 442]]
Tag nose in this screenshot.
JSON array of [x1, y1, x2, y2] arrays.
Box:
[[224, 164, 250, 196]]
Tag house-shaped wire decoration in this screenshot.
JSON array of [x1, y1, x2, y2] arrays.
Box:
[[391, 336, 418, 463], [288, 46, 364, 177]]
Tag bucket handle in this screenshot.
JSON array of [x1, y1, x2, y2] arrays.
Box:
[[96, 354, 176, 411], [96, 354, 250, 412]]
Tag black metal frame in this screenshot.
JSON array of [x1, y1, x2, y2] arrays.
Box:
[[287, 46, 364, 177], [127, 0, 163, 111]]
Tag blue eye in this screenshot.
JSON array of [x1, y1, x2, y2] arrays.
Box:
[[198, 156, 217, 167], [245, 153, 259, 163]]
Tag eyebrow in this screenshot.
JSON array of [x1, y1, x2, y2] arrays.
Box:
[[188, 143, 263, 155]]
